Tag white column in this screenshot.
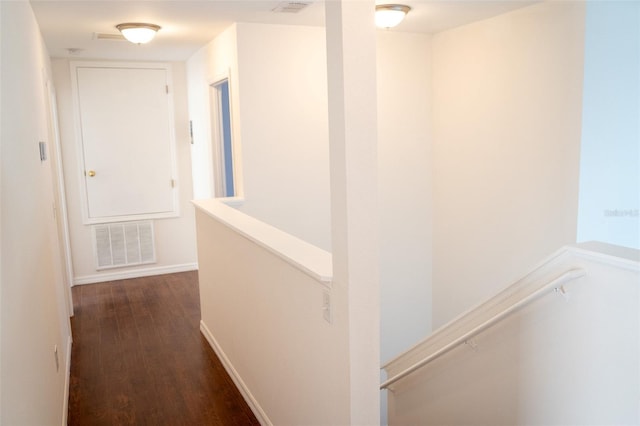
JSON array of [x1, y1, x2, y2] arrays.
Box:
[[325, 1, 380, 424]]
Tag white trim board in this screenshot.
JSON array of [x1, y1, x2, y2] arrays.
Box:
[[193, 199, 332, 285], [73, 263, 198, 285], [200, 321, 272, 426], [61, 334, 72, 426]]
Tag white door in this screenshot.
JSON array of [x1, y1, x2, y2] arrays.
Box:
[[74, 64, 177, 223]]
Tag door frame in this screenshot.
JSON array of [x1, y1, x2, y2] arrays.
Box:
[[44, 74, 75, 316]]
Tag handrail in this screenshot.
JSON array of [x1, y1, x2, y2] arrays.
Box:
[[380, 268, 587, 390]]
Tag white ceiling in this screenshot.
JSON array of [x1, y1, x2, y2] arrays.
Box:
[[30, 0, 537, 62]]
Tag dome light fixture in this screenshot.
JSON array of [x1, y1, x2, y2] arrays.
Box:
[[375, 4, 411, 29], [116, 23, 161, 44]]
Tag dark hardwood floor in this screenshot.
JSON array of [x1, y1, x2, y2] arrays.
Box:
[[68, 271, 260, 426]]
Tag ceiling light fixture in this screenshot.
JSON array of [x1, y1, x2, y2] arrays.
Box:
[[115, 23, 161, 44], [375, 4, 411, 29]]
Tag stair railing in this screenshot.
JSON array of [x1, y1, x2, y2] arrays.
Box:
[[380, 268, 587, 390]]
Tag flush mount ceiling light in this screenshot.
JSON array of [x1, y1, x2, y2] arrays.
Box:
[[375, 4, 411, 29], [115, 23, 161, 44]]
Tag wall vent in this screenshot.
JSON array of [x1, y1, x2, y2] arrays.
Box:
[[272, 1, 312, 13], [93, 221, 156, 270], [93, 32, 125, 41]]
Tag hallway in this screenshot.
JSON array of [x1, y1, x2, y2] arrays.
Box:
[[68, 272, 259, 425]]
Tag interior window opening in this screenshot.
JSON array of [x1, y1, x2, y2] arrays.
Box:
[[210, 78, 235, 198]]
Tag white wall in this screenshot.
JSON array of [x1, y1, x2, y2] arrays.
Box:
[[431, 1, 587, 328], [324, 2, 381, 421], [377, 30, 433, 424], [187, 24, 240, 201], [187, 23, 332, 251], [377, 31, 433, 363], [189, 24, 435, 360], [577, 0, 640, 249], [386, 244, 640, 425], [190, 22, 437, 423], [52, 59, 198, 284], [195, 204, 350, 425], [235, 23, 331, 251], [192, 13, 382, 422], [1, 2, 72, 424]]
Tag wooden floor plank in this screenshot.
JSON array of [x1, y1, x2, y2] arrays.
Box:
[[68, 271, 259, 426]]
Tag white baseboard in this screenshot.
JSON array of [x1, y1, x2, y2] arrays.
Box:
[[199, 320, 271, 426], [61, 334, 72, 426], [73, 263, 198, 285]]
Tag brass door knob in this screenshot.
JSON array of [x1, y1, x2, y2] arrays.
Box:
[[87, 170, 96, 177]]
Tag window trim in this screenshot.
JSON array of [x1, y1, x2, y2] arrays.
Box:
[[208, 73, 240, 200]]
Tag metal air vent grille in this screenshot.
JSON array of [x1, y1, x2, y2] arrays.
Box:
[[272, 1, 312, 13], [93, 221, 156, 270], [93, 32, 126, 41]]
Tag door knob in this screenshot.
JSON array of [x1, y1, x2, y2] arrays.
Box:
[[87, 170, 96, 177]]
